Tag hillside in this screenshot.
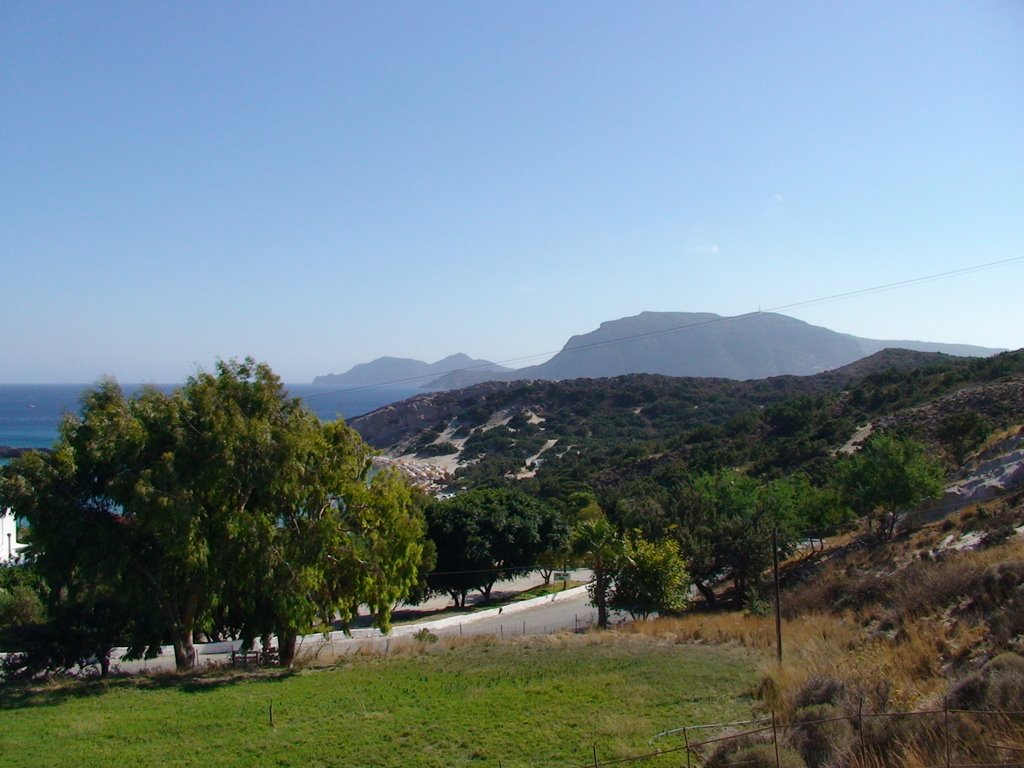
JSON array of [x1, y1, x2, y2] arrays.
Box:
[[350, 349, 1024, 495]]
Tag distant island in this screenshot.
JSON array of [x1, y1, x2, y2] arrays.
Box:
[[0, 446, 47, 459], [313, 353, 511, 389]]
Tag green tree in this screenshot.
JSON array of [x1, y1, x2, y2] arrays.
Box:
[[572, 517, 623, 629], [787, 473, 851, 552], [220, 418, 427, 666], [0, 564, 45, 629], [937, 411, 992, 465], [1, 359, 426, 670], [609, 535, 690, 620], [426, 488, 564, 607], [606, 468, 818, 607], [840, 434, 945, 539]]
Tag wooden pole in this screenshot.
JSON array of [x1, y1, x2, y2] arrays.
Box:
[[945, 699, 951, 768], [773, 528, 783, 664], [772, 710, 781, 768]]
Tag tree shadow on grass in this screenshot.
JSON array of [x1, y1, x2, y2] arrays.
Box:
[[0, 665, 299, 710]]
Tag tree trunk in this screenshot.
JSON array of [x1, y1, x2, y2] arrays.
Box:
[[595, 590, 608, 630], [171, 629, 197, 671], [733, 575, 746, 604], [695, 580, 717, 606], [885, 510, 901, 540], [594, 567, 610, 629], [165, 592, 200, 671], [278, 629, 298, 668]]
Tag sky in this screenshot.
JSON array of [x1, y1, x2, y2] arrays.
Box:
[[2, 1, 1022, 384]]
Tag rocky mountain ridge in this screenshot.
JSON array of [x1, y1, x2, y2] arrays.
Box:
[[319, 312, 1003, 391]]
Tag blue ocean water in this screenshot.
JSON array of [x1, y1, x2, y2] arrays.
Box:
[[0, 383, 419, 451]]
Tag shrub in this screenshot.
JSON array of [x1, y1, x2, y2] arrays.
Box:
[[860, 711, 938, 764], [980, 560, 1024, 606], [950, 652, 1024, 712], [788, 705, 854, 768], [704, 740, 805, 768], [416, 442, 459, 458], [985, 653, 1024, 710], [792, 676, 847, 709]]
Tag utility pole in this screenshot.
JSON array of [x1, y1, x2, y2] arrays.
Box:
[[772, 527, 783, 664]]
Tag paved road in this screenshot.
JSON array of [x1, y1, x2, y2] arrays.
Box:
[[109, 572, 616, 674]]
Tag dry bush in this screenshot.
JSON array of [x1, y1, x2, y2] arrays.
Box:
[[856, 712, 943, 768], [887, 557, 981, 619], [948, 652, 1024, 711], [630, 611, 779, 650], [756, 616, 950, 724], [700, 732, 806, 768], [792, 677, 847, 710], [976, 559, 1024, 609], [786, 705, 855, 768], [892, 708, 1024, 768]]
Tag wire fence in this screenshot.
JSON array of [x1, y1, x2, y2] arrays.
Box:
[[547, 706, 1024, 768]]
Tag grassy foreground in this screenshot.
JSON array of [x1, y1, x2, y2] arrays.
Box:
[[0, 634, 756, 768]]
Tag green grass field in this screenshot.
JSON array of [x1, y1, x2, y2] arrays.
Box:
[[0, 635, 757, 768]]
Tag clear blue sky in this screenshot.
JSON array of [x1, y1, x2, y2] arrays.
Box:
[[2, 1, 1022, 383]]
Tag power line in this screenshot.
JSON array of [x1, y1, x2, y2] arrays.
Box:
[[302, 256, 1024, 403]]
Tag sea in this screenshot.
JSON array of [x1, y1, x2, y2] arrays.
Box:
[[0, 383, 420, 454]]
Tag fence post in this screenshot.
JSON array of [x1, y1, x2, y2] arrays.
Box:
[[771, 710, 781, 768], [858, 698, 866, 758], [523, 619, 526, 636], [593, 744, 599, 767], [944, 698, 951, 768], [684, 727, 692, 768]]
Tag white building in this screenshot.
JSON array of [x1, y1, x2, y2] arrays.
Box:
[[1, 507, 27, 562]]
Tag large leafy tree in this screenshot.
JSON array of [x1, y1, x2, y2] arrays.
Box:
[[839, 434, 945, 539], [1, 359, 426, 670], [607, 467, 819, 606], [426, 488, 565, 607], [609, 535, 690, 620]]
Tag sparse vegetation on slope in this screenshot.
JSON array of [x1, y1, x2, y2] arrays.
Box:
[[626, 489, 1024, 768], [352, 350, 1024, 503]]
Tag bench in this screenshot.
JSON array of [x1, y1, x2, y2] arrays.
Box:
[[230, 649, 262, 667]]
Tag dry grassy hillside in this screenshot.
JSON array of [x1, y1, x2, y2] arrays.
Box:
[[626, 480, 1024, 767]]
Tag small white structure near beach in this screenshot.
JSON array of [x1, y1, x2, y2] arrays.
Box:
[[1, 507, 27, 562]]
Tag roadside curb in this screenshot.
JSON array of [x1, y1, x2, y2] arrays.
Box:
[[337, 585, 590, 639]]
